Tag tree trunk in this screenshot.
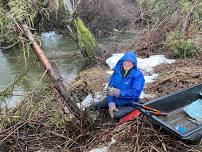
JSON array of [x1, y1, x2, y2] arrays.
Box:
[[63, 0, 98, 58]]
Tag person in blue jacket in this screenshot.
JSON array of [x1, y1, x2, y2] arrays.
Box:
[[106, 51, 145, 119], [105, 51, 145, 119]]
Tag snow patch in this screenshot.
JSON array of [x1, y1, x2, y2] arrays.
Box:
[[80, 54, 175, 109], [106, 53, 124, 69], [144, 73, 159, 84], [89, 146, 108, 152], [106, 70, 113, 75], [77, 92, 103, 110], [140, 92, 155, 99], [137, 55, 175, 73], [105, 54, 175, 84], [110, 138, 116, 145], [105, 53, 175, 98], [106, 54, 175, 73], [89, 138, 116, 152]]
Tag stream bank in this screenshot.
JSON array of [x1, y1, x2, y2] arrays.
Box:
[[0, 32, 202, 152], [73, 51, 202, 152]]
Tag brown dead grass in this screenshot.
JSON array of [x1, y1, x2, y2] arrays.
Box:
[[69, 66, 109, 98], [63, 52, 202, 152], [145, 57, 202, 99]]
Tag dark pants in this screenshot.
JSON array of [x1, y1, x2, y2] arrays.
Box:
[[93, 98, 134, 120]]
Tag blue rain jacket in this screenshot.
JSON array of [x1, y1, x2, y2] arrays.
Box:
[[107, 51, 145, 106]]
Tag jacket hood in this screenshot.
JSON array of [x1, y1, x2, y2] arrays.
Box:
[[114, 51, 137, 73]]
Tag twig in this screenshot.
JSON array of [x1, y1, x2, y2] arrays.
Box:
[[0, 69, 48, 123], [0, 121, 27, 145]]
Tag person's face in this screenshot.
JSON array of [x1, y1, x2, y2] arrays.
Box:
[[123, 60, 134, 70]]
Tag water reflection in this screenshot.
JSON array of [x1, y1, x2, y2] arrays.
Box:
[[0, 32, 83, 107]]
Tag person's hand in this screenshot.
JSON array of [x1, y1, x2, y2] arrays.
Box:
[[107, 86, 120, 97], [108, 102, 119, 119]]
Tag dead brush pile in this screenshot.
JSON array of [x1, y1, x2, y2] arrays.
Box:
[[0, 53, 201, 151], [145, 56, 202, 98], [63, 55, 202, 151], [0, 58, 202, 151], [0, 84, 85, 151], [67, 66, 109, 100], [104, 116, 202, 152]]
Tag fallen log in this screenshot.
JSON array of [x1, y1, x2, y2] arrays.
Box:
[[21, 24, 82, 122]]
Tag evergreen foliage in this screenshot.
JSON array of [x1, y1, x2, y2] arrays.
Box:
[[166, 31, 199, 58]]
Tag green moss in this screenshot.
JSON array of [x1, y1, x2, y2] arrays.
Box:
[[73, 17, 97, 57]]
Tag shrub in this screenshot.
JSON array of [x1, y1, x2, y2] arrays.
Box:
[[166, 31, 199, 58], [77, 0, 137, 37]]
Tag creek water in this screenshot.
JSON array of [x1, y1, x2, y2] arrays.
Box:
[[0, 30, 131, 108], [0, 32, 83, 107]]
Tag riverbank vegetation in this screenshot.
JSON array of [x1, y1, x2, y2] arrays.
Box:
[[0, 0, 97, 58], [1, 55, 202, 151], [0, 0, 202, 151], [1, 0, 201, 58]]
